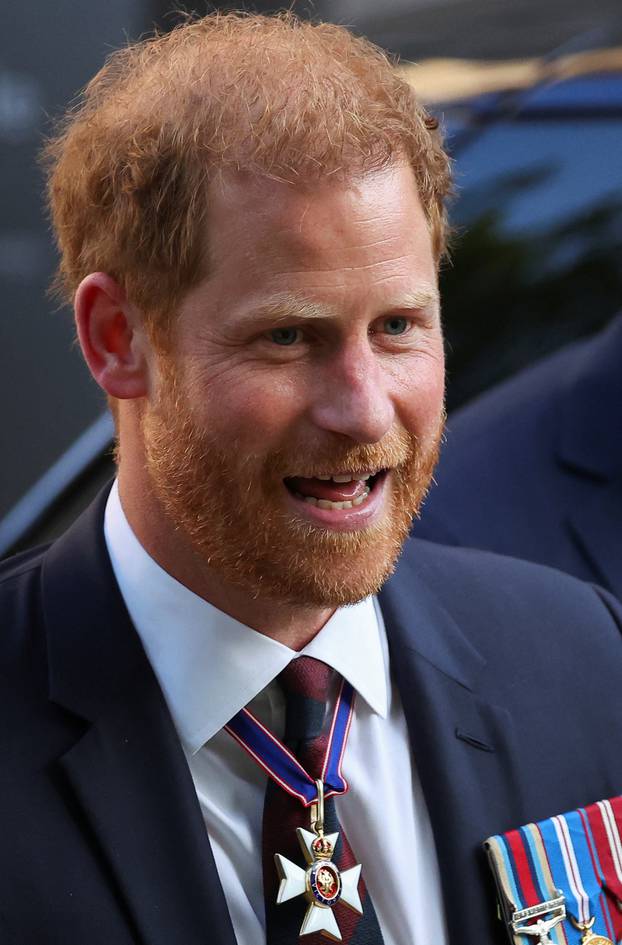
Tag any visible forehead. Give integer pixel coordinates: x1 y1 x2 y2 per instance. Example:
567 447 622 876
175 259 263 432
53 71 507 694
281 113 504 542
198 163 436 316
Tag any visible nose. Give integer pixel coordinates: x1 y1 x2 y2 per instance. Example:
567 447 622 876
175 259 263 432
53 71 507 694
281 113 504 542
309 340 395 444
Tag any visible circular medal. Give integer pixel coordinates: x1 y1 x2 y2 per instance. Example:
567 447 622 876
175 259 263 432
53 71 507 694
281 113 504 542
570 916 615 945
308 860 342 906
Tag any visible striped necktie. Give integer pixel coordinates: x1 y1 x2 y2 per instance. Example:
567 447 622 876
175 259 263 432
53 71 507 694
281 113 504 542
262 656 385 944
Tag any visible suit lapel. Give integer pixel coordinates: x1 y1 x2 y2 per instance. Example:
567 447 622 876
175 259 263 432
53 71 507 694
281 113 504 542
42 489 236 945
379 557 523 945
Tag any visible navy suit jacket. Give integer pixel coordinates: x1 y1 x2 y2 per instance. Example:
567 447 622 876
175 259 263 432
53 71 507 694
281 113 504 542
416 314 622 599
3 486 622 945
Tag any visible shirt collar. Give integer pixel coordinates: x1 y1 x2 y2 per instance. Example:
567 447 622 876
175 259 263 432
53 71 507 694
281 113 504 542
104 480 388 754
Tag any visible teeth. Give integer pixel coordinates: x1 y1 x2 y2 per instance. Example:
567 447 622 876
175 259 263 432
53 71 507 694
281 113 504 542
297 473 375 482
296 485 371 511
329 473 373 483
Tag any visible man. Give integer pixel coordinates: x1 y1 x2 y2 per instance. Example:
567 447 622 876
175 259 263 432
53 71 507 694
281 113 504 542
416 314 622 599
2 14 622 945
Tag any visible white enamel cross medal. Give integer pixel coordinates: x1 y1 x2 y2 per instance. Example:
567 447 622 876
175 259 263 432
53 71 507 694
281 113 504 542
274 780 363 941
224 680 361 939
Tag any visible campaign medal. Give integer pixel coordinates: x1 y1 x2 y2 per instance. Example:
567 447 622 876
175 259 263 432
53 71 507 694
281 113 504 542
225 677 364 940
570 916 614 945
510 898 567 945
512 916 564 944
537 813 616 945
486 803 622 945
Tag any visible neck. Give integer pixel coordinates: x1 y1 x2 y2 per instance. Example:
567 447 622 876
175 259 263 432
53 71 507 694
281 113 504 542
117 466 334 650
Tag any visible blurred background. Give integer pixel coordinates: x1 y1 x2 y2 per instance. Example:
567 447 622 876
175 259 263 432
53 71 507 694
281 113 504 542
1 0 621 556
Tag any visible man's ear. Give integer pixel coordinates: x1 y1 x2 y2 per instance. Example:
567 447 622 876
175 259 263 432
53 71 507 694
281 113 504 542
74 273 150 400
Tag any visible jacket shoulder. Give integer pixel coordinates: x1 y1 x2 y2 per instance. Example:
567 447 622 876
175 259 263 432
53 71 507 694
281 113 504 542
383 540 622 723
397 537 622 653
0 544 50 675
0 543 49 584
404 535 602 600
0 543 49 624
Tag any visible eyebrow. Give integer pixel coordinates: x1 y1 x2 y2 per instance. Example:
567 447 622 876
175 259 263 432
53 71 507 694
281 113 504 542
390 287 440 311
245 295 335 324
233 286 440 327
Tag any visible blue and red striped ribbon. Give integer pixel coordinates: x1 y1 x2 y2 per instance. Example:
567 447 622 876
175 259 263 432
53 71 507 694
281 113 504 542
486 796 622 944
225 677 355 807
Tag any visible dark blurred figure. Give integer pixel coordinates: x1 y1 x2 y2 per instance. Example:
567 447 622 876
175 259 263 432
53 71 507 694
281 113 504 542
416 313 622 598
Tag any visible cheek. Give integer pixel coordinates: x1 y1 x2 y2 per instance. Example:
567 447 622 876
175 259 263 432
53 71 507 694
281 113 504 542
198 370 308 443
391 349 445 434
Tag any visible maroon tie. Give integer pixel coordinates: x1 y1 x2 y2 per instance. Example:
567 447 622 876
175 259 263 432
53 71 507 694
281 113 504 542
262 656 385 944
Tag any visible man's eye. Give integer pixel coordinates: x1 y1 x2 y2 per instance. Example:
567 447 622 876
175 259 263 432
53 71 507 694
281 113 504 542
383 317 410 336
268 327 302 346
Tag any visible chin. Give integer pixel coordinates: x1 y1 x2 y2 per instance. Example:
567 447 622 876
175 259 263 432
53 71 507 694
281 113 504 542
248 525 409 608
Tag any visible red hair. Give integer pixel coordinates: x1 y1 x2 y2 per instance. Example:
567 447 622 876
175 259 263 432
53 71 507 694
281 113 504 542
44 12 451 342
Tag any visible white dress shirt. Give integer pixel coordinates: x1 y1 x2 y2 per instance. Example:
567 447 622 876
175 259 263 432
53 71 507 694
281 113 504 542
104 481 448 945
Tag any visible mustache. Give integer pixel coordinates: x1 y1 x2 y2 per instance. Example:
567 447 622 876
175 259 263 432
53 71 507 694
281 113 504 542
264 427 416 479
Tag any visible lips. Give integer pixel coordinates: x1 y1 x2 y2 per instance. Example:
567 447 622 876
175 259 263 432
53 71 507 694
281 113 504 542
283 471 384 510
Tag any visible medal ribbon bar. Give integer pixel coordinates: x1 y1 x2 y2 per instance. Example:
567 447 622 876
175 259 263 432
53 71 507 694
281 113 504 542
485 795 622 945
485 828 566 944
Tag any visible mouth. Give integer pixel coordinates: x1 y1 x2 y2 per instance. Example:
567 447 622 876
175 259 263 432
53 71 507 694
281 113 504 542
284 469 387 509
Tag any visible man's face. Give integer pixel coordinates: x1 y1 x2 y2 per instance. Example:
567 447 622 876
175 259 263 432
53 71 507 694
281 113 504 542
142 163 445 606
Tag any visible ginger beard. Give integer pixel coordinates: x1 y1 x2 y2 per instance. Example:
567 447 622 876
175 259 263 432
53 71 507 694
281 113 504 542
141 367 443 607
